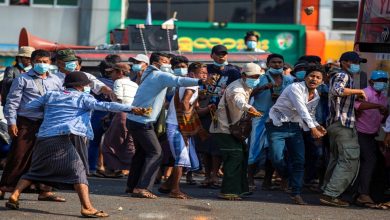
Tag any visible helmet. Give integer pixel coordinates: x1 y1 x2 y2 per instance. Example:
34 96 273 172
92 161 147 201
370 70 388 80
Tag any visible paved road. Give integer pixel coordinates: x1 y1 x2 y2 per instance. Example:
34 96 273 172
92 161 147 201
0 173 389 220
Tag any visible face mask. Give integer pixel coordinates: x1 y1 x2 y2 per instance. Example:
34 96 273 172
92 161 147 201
132 64 142 72
295 70 306 80
33 63 50 75
246 41 257 50
173 68 188 76
245 78 260 88
20 63 32 72
83 86 91 94
160 64 172 73
373 82 387 92
65 61 77 72
268 67 284 75
213 61 228 67
348 64 360 74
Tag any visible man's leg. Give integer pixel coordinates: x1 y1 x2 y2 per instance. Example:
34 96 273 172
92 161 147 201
74 183 108 217
8 179 32 202
322 123 339 190
357 133 377 203
266 123 288 179
286 124 305 196
322 123 359 204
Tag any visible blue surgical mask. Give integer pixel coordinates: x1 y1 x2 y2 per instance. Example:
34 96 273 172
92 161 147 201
268 67 284 75
33 63 50 75
373 82 387 92
173 68 188 76
83 86 91 94
348 64 360 74
132 64 142 72
160 64 172 73
65 61 77 72
213 61 228 67
246 41 257 50
295 70 306 80
245 78 260 88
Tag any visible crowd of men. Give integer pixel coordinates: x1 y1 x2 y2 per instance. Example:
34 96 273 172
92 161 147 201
0 31 390 217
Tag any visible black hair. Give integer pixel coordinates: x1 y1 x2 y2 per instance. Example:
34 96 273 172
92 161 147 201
98 60 114 77
149 52 170 64
76 56 82 66
298 55 321 64
266 53 284 64
189 62 207 73
283 63 292 70
171 55 189 67
105 54 121 64
304 64 325 78
31 49 50 61
244 31 259 42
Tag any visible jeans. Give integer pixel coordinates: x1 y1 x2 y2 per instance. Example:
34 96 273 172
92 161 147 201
88 110 108 172
266 122 305 195
126 120 163 191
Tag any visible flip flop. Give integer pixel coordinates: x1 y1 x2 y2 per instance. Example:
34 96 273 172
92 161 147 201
218 194 242 201
355 200 385 209
132 190 158 199
38 194 66 202
5 198 19 210
81 210 109 218
169 192 192 199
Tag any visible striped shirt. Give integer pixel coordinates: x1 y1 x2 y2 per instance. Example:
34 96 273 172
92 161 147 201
327 70 356 128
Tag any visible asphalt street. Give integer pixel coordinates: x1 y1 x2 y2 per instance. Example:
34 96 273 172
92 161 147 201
0 173 389 220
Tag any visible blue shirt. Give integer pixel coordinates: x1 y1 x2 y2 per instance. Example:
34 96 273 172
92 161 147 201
206 64 241 105
127 65 200 124
24 89 133 140
4 69 63 125
252 72 294 116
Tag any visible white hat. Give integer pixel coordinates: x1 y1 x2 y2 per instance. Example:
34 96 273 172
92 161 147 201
129 54 149 65
242 63 261 76
17 46 35 58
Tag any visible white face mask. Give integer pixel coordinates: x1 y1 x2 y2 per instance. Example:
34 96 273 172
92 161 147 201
160 64 172 73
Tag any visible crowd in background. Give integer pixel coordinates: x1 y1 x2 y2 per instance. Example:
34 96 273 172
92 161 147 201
0 31 390 217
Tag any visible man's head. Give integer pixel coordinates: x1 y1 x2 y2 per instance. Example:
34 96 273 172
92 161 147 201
188 62 208 80
63 71 92 92
76 56 82 71
171 55 189 76
266 53 284 74
31 49 51 75
242 63 261 88
291 60 309 81
304 65 324 90
298 55 321 65
129 54 149 73
150 52 171 72
369 70 388 92
339 51 367 74
211 45 228 66
56 49 78 74
106 63 131 81
245 31 259 50
16 46 35 68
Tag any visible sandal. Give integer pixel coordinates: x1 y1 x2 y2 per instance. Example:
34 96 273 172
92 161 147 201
5 198 19 210
38 194 66 202
355 199 384 209
169 192 192 199
81 210 109 218
131 190 158 199
218 194 242 201
249 184 257 192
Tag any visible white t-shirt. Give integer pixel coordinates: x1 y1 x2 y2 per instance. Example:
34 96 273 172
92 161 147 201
166 86 199 125
113 77 139 105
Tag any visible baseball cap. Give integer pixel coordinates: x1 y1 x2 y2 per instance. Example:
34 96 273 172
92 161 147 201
56 49 78 62
105 63 130 72
339 51 367 63
370 70 388 80
129 54 149 65
242 63 261 76
211 45 228 55
16 46 35 58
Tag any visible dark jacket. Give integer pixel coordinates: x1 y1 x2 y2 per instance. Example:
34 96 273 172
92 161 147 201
1 64 24 106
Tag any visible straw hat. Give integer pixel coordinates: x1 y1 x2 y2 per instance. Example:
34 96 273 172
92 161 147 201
16 46 35 58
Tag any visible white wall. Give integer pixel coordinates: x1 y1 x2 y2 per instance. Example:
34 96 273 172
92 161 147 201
0 6 79 45
88 0 110 46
